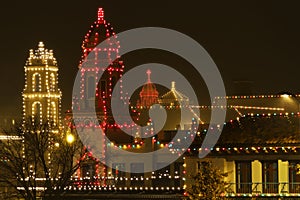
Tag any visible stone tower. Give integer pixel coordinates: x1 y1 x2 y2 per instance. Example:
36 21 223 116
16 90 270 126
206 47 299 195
77 7 124 127
22 42 62 126
68 7 125 183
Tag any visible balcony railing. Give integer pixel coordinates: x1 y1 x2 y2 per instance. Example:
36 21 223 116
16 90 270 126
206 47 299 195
228 182 300 195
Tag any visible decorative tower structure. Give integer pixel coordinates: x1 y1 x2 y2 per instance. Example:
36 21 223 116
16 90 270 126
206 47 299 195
75 7 124 128
159 81 195 130
137 70 159 108
70 8 125 183
22 42 62 126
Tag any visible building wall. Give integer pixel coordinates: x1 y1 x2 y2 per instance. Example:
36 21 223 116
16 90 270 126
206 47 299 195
184 156 300 195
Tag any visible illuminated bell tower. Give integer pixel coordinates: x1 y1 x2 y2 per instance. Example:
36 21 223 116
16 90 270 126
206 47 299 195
70 7 125 183
22 42 62 126
77 7 124 127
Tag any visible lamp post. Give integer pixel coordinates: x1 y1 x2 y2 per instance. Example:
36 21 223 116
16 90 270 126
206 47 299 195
66 127 75 144
280 93 300 133
66 133 75 144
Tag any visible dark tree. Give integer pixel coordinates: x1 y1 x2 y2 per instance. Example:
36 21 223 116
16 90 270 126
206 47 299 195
0 118 83 200
185 161 229 200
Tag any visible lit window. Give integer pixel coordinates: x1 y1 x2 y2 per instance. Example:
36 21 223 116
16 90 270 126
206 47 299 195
32 73 41 92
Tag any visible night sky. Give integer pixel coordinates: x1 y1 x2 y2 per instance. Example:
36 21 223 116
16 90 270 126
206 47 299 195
0 1 300 119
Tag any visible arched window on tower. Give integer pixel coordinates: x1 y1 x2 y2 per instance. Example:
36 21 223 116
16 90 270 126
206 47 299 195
51 102 57 125
32 73 41 92
87 76 96 99
86 51 96 64
97 50 107 62
50 73 56 92
111 76 118 98
100 80 106 98
32 102 42 122
109 51 117 62
111 76 116 89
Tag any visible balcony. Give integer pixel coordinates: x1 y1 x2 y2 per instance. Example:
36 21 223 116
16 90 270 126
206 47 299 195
227 182 300 197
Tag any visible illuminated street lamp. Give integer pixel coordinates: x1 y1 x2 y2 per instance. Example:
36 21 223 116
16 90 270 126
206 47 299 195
66 133 75 144
281 94 290 99
280 92 300 133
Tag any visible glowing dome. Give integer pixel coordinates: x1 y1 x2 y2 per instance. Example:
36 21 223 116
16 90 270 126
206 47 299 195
138 70 159 107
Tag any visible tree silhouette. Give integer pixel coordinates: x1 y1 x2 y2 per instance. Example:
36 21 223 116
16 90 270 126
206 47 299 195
0 118 83 200
185 161 229 200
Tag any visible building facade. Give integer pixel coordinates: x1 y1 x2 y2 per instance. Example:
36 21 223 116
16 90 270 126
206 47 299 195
64 7 300 199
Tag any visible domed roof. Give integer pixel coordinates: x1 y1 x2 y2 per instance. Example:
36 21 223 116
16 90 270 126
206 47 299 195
139 70 159 97
80 8 120 65
140 83 159 97
137 70 159 108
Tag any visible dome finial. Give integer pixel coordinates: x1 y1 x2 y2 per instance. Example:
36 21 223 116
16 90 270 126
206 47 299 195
146 69 152 83
38 41 44 50
171 81 176 91
98 8 104 22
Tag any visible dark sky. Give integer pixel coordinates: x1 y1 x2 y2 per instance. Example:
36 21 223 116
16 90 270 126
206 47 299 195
0 0 300 118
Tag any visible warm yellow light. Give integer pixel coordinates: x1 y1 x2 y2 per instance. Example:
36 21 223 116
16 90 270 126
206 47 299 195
281 94 290 98
66 134 75 144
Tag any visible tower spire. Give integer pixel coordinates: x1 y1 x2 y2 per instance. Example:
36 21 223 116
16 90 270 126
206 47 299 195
38 41 44 51
147 69 152 83
171 81 176 91
98 8 104 23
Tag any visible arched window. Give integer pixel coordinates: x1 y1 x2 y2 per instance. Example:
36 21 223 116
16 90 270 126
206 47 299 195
32 102 42 122
32 73 41 92
109 51 117 62
50 73 55 92
111 76 116 89
100 80 106 98
111 76 118 97
87 76 96 98
51 102 57 124
98 51 107 61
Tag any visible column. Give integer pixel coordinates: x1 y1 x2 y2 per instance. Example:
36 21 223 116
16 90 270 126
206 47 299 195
278 160 289 193
226 161 236 193
252 160 262 193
